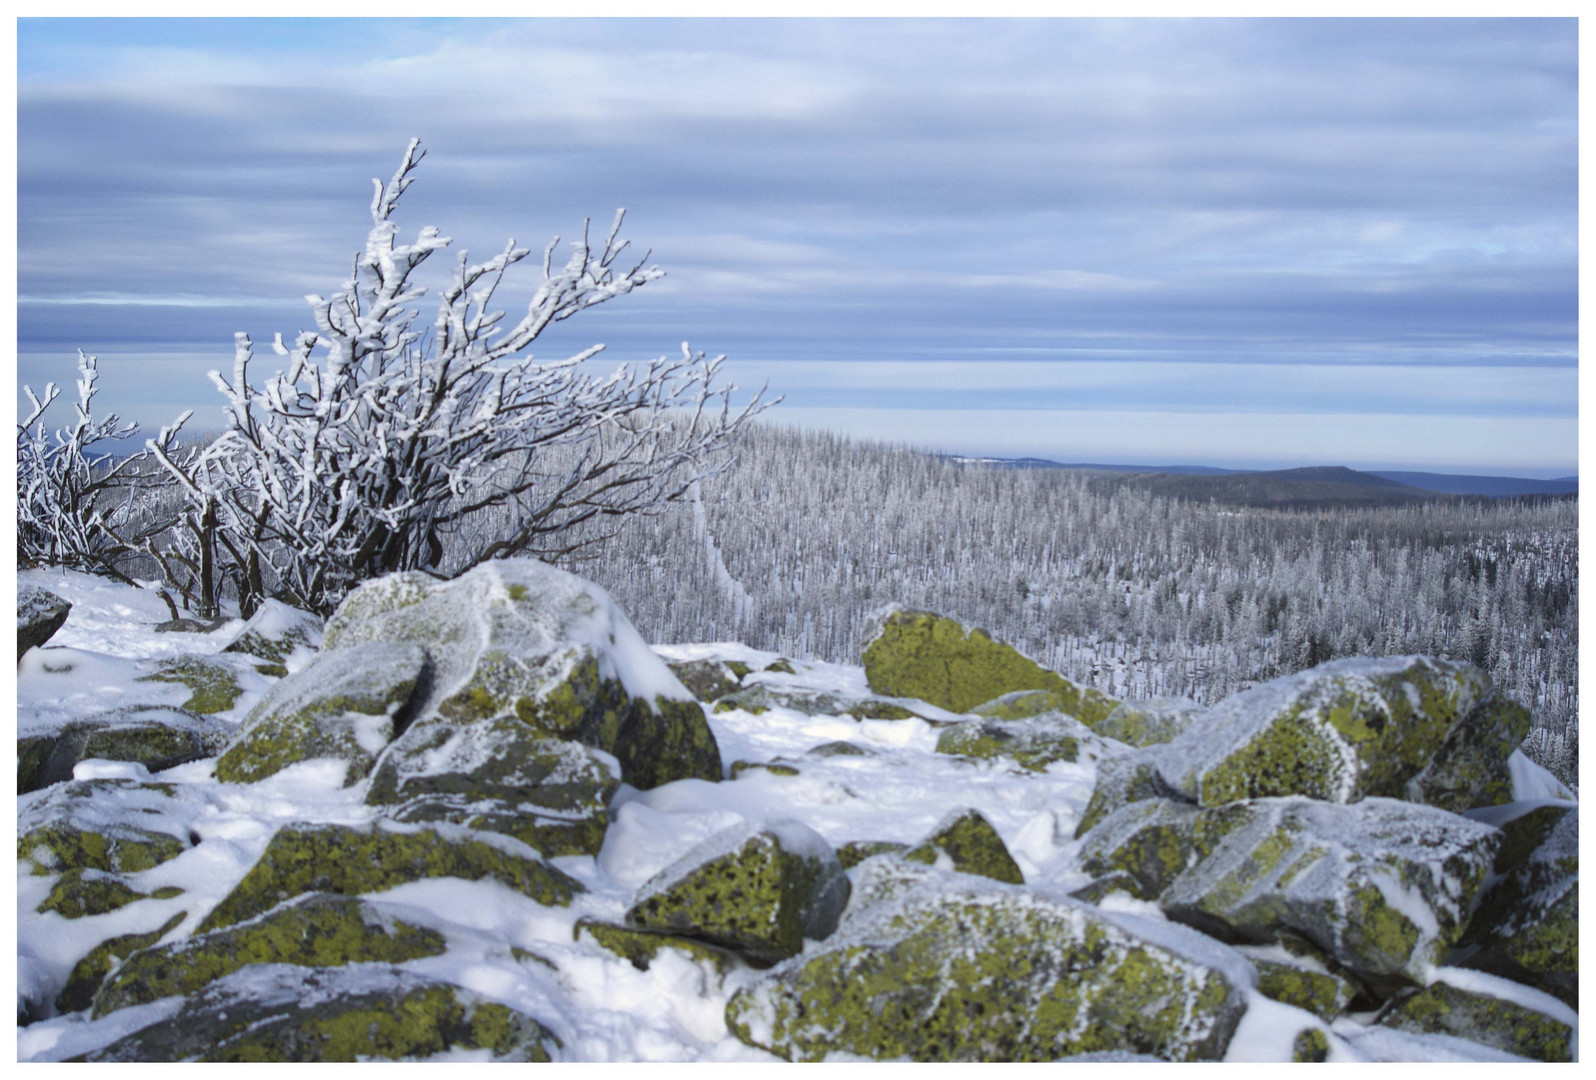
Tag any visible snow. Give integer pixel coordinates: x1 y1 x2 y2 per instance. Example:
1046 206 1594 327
12 570 1578 1063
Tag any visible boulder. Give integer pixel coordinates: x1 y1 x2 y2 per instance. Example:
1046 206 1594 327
861 607 1117 722
625 819 850 966
323 560 720 790
19 586 71 660
1077 797 1208 901
1454 803 1577 1008
903 808 1024 885
1238 944 1360 1021
197 822 582 933
712 683 927 721
54 912 187 1016
836 840 909 870
214 643 429 786
1153 656 1528 813
574 918 740 976
1094 697 1203 747
36 868 182 920
93 893 446 1018
725 859 1249 1062
666 659 742 702
1075 754 1189 838
936 713 1121 773
19 779 189 876
1376 974 1573 1062
137 656 246 714
1158 797 1500 993
81 964 560 1062
19 706 227 793
220 599 323 676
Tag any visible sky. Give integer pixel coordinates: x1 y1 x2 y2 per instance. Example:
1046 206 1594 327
14 17 1579 476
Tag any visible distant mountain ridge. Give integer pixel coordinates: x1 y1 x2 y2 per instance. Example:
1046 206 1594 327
944 455 1576 499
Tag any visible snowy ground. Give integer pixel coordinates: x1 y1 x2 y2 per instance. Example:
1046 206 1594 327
14 568 1577 1062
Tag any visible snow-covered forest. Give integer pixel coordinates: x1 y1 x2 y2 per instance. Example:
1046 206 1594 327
554 423 1577 784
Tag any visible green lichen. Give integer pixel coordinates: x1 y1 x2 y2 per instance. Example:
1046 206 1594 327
391 795 610 859
729 760 801 779
80 723 204 770
138 656 244 715
1078 801 1203 901
36 869 147 919
94 893 446 1018
724 661 753 680
904 809 1024 885
505 584 529 601
1253 960 1355 1022
19 823 185 877
197 823 582 933
861 609 1118 722
1380 980 1572 1062
1198 720 1344 806
836 840 909 870
764 659 796 675
936 718 1083 773
846 701 924 721
54 912 186 1016
576 917 740 975
972 689 1068 720
1290 1028 1330 1062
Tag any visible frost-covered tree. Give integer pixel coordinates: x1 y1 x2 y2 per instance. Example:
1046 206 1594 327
152 139 768 615
18 350 180 585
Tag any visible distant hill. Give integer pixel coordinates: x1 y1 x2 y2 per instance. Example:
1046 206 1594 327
1369 472 1579 497
1095 466 1439 510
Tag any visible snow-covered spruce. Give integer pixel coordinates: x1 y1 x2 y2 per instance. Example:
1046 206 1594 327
15 568 1578 1061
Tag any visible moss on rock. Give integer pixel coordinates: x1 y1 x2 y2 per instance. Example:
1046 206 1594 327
83 965 559 1062
197 822 582 933
54 912 186 1016
725 863 1247 1062
138 656 244 715
94 893 446 1017
575 917 741 975
626 821 850 966
836 840 909 870
1378 979 1572 1062
936 713 1117 774
1291 1028 1331 1062
36 868 149 919
1095 698 1203 747
19 821 186 877
215 642 428 786
904 808 1024 885
861 608 1118 723
1077 799 1206 901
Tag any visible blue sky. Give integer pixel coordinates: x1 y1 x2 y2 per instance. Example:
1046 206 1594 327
16 17 1578 475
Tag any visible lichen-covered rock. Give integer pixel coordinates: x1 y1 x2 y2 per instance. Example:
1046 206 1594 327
1095 697 1203 747
19 586 71 660
18 778 188 876
903 808 1024 885
322 560 720 789
54 912 187 1016
21 706 226 793
625 819 850 966
666 659 742 702
970 688 1070 720
137 655 245 714
1455 804 1577 1008
1075 753 1189 838
1377 976 1573 1062
1077 798 1208 900
861 607 1118 722
837 840 909 870
216 643 429 786
806 740 878 759
712 683 923 721
1291 1028 1331 1062
725 860 1249 1062
1240 946 1360 1021
575 917 741 975
728 759 801 779
94 893 446 1017
221 599 324 676
1159 797 1500 992
390 793 611 859
36 868 179 919
197 822 582 933
936 713 1121 773
1152 656 1528 812
82 964 560 1062
19 816 186 877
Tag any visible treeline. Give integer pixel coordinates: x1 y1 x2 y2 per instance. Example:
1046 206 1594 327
557 423 1577 784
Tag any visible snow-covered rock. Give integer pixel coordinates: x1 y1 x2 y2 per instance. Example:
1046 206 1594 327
1375 970 1574 1062
902 807 1025 885
1094 696 1204 747
18 585 71 660
20 705 228 794
219 599 323 676
936 711 1123 772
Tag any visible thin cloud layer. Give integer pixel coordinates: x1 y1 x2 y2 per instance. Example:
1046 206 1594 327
16 17 1577 474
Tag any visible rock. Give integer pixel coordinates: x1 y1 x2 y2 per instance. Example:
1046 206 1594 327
19 791 188 877
903 808 1024 885
19 706 226 793
936 713 1121 773
574 918 740 975
35 868 180 919
763 658 796 675
1094 697 1203 747
970 688 1071 720
625 819 850 966
18 586 71 660
1075 753 1189 838
1377 975 1573 1062
390 793 611 860
1159 797 1500 993
666 659 742 702
215 643 429 786
836 840 909 870
55 912 187 1016
1239 945 1360 1021
712 683 923 721
154 616 231 634
861 606 1117 722
137 656 245 714
1077 798 1207 900
323 560 720 790
81 964 560 1062
806 740 878 759
1455 804 1577 1008
728 759 801 779
220 599 324 676
93 893 446 1018
196 822 582 933
1291 1028 1331 1062
725 860 1249 1062
1153 656 1528 813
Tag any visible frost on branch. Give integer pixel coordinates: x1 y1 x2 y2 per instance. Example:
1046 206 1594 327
153 139 771 615
18 351 180 585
